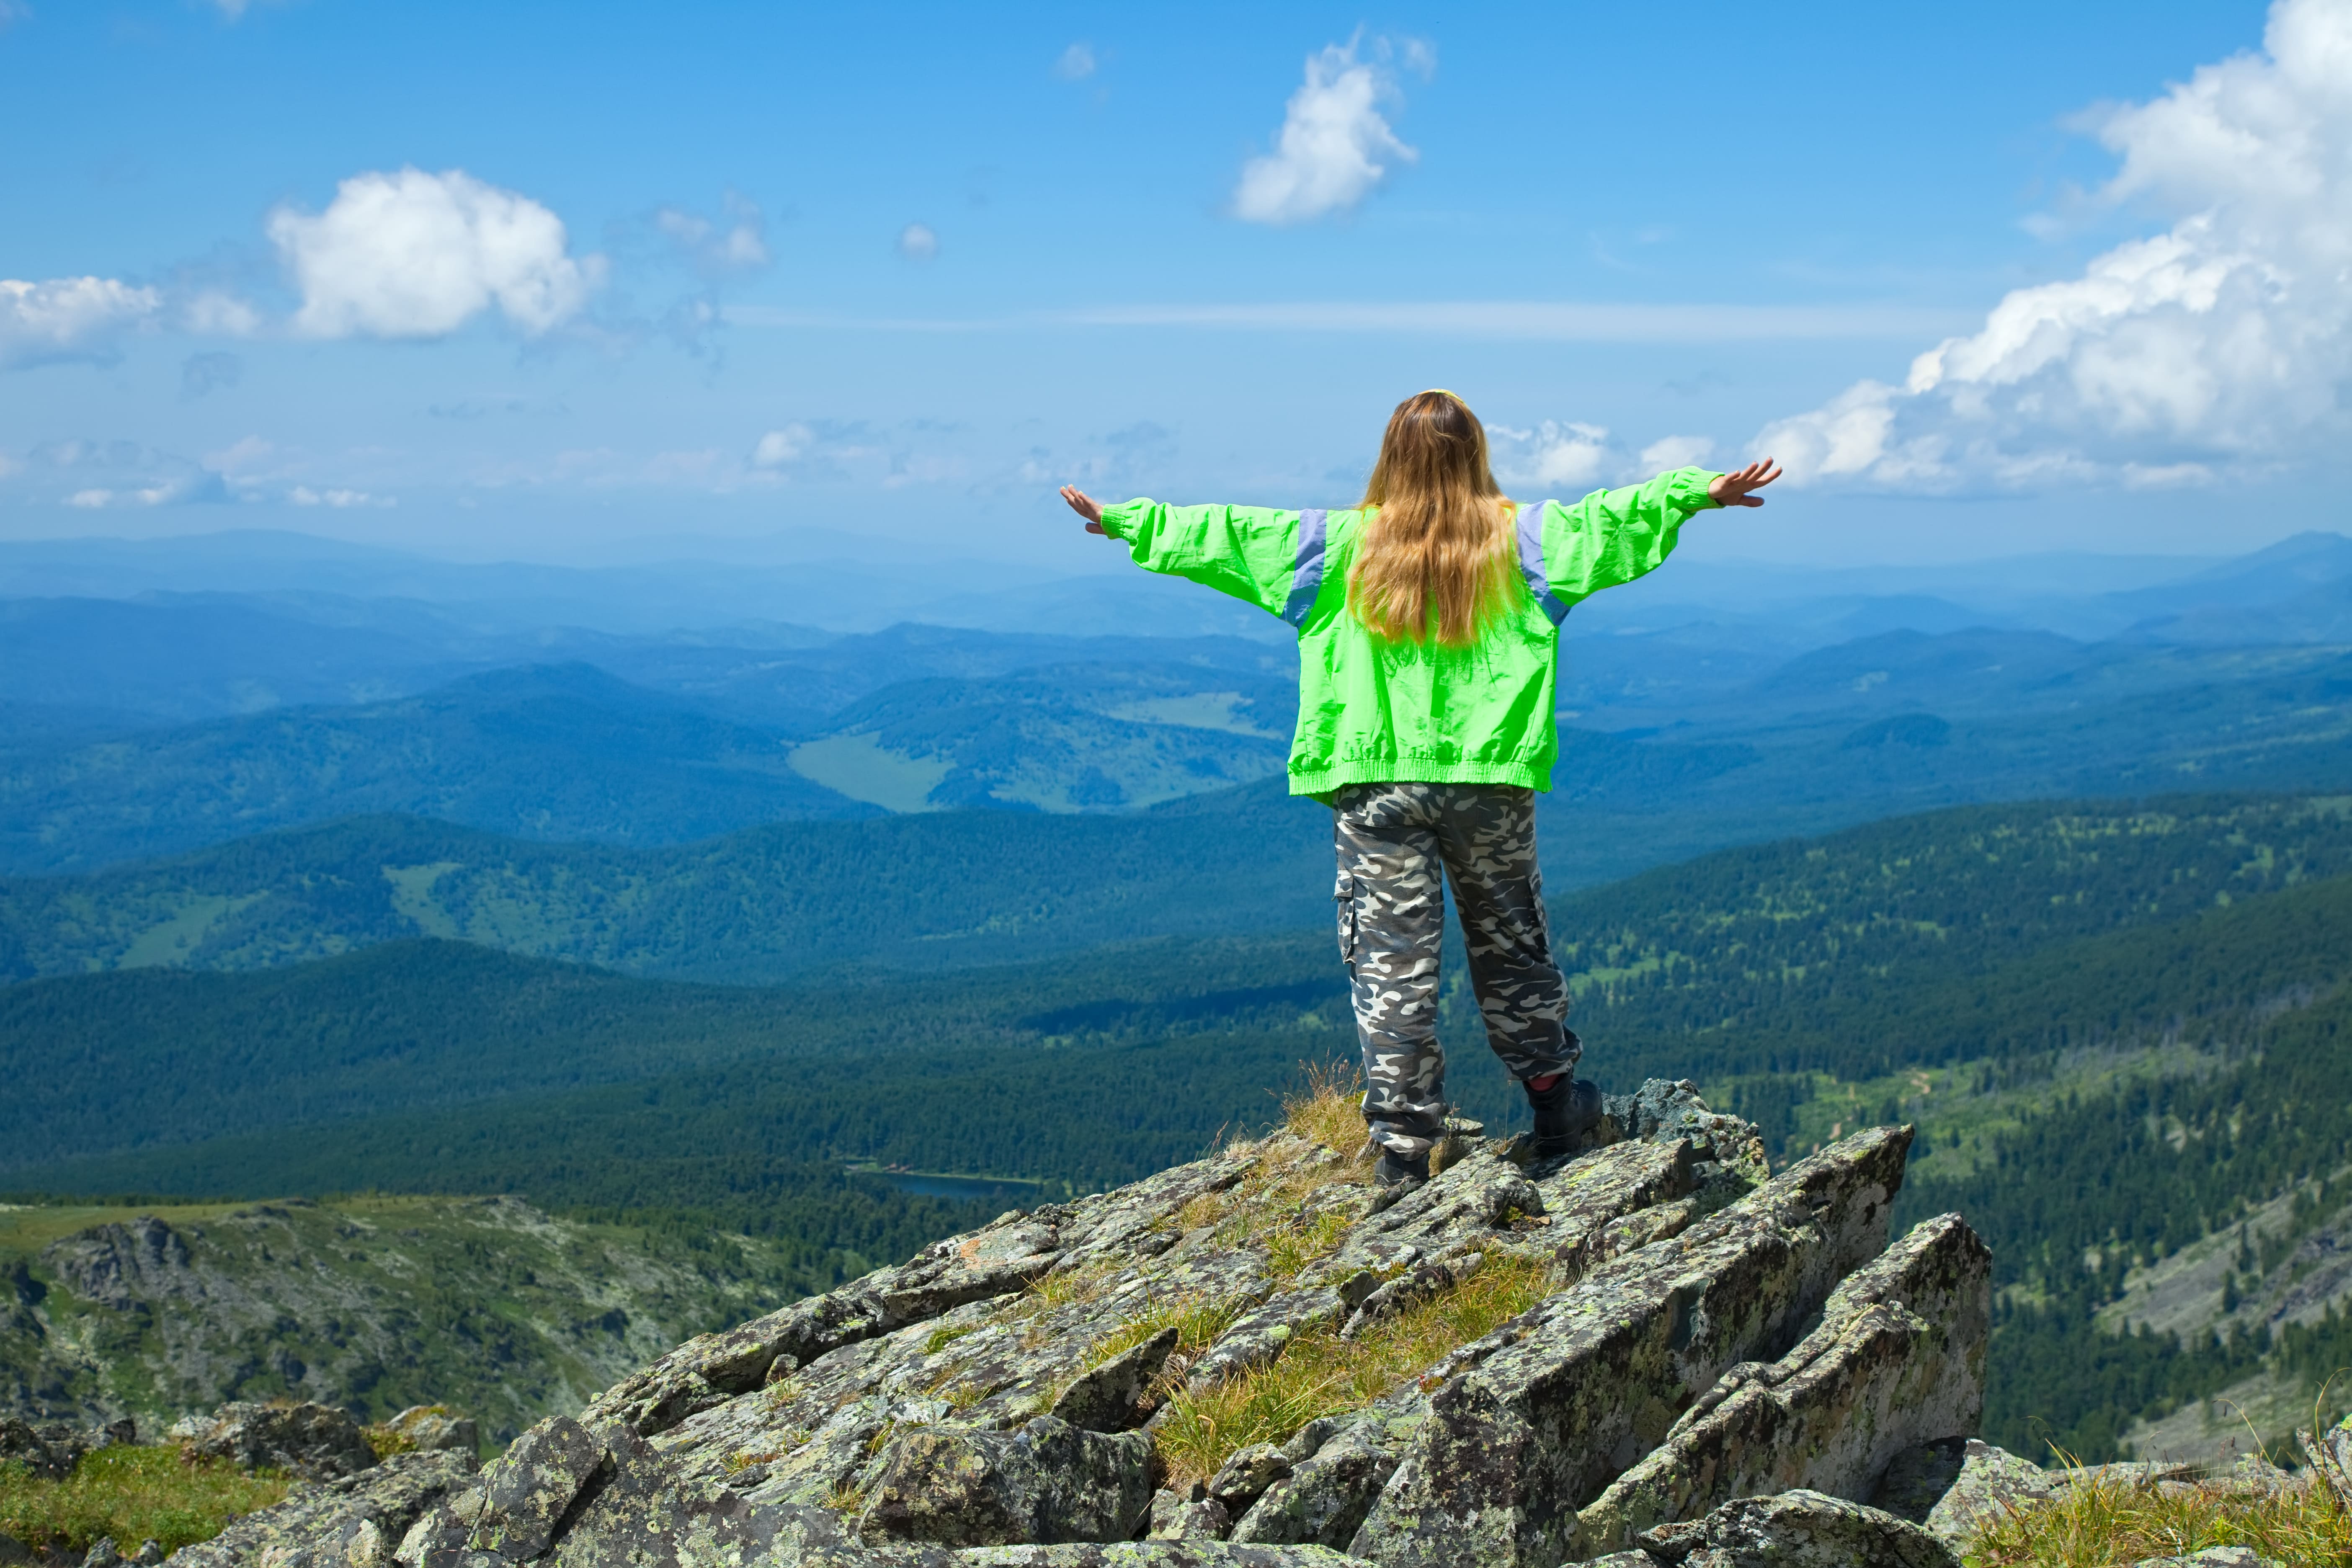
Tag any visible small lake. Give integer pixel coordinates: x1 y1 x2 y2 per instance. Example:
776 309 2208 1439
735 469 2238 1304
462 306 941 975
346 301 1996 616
850 1168 1050 1203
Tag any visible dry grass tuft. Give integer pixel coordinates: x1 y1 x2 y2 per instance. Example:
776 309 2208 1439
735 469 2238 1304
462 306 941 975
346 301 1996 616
1153 1251 1553 1487
0 1447 291 1557
1284 1060 1370 1160
1970 1457 2352 1567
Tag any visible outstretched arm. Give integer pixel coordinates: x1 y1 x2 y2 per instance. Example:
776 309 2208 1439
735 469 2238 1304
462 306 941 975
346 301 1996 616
1055 483 1308 619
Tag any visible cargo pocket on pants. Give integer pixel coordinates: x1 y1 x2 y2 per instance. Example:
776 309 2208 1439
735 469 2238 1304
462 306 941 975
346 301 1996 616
1334 869 1358 969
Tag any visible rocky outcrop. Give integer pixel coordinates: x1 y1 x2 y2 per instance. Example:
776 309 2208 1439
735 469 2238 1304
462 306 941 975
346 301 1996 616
172 1449 479 1568
181 1083 1994 1567
168 1400 379 1479
0 1416 134 1481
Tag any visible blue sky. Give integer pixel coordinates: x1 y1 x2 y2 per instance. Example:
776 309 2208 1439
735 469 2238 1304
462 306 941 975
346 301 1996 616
4 0 2343 571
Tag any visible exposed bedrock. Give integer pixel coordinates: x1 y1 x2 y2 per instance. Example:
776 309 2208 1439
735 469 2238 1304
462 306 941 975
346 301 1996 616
182 1081 1990 1568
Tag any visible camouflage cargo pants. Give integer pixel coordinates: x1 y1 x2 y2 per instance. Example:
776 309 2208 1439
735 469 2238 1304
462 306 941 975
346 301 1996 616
1333 781 1578 1157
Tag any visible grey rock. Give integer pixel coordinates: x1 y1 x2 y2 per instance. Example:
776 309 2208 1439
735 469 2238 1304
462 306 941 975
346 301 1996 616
1228 1428 1398 1550
1922 1440 2054 1547
1348 1128 1914 1568
2127 1551 2270 1568
0 1536 32 1568
382 1407 480 1457
172 1449 478 1568
168 1402 378 1480
1638 1488 1960 1568
1146 1493 1232 1541
81 1542 123 1568
856 1417 1154 1547
462 1413 607 1561
536 1424 858 1568
1585 1556 1666 1568
1206 1446 1291 1513
135 1083 1991 1568
1577 1211 1989 1553
1051 1328 1178 1433
0 1418 91 1482
131 1545 164 1568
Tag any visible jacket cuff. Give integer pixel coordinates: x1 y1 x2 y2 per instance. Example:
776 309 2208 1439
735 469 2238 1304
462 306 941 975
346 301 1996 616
1681 469 1725 512
1096 501 1142 542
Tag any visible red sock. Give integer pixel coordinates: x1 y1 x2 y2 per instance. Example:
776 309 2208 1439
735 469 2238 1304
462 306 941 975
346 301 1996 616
1527 1073 1563 1093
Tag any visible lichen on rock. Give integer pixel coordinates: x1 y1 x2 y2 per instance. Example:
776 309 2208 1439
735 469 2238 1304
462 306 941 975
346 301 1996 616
183 1081 1995 1568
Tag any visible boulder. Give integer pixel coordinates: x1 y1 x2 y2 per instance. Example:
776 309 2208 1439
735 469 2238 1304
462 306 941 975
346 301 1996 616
1921 1439 2054 1545
1637 1488 1961 1568
855 1416 1154 1547
382 1407 481 1457
1347 1128 1914 1568
2125 1551 2271 1568
0 1418 89 1482
169 1401 379 1480
1575 1211 1990 1552
170 1448 477 1568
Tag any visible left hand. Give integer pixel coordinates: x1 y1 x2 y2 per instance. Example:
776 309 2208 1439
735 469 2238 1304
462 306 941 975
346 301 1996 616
1708 459 1783 508
1060 485 1107 534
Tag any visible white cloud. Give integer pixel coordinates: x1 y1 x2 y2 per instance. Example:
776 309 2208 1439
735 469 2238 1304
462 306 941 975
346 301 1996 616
67 489 110 508
752 425 813 467
1491 421 1612 490
1760 0 2352 491
289 485 394 508
179 291 260 336
1053 42 1096 80
0 276 161 368
268 167 603 339
1233 39 1417 225
897 223 940 261
1638 434 1717 472
655 195 770 276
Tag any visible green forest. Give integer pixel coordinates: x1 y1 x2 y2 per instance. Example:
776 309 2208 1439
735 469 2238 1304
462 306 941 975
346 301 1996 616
10 791 2352 1460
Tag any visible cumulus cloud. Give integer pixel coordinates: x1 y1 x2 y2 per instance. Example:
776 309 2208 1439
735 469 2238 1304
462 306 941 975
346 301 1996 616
0 276 161 368
1053 42 1096 80
268 167 603 339
1638 434 1717 472
751 424 813 468
897 223 940 261
1487 423 1725 492
1233 38 1418 225
1760 0 2352 491
1491 421 1613 490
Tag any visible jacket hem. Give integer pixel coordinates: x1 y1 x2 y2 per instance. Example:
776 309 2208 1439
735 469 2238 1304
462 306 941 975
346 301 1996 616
1289 761 1553 795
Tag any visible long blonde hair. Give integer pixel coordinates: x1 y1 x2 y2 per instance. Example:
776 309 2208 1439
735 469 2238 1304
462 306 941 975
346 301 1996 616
1346 390 1519 647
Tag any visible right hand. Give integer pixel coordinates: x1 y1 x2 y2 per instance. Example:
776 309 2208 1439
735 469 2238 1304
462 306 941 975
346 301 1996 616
1060 485 1107 534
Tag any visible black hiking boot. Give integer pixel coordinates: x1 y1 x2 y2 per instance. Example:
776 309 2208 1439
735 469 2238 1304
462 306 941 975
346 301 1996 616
1527 1074 1603 1158
1374 1147 1430 1188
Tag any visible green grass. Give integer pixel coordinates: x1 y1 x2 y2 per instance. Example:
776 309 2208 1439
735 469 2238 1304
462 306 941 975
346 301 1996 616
0 1448 290 1557
1150 1252 1555 1486
1968 1462 2352 1566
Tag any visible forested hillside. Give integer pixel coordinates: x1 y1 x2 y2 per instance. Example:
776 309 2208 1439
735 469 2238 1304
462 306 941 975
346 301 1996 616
12 793 2352 1458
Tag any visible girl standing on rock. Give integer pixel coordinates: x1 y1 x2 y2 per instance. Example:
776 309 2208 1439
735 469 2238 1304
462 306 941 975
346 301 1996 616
1059 390 1779 1185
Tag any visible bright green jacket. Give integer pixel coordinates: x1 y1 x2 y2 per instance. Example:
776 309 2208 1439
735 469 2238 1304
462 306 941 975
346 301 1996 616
1099 468 1722 796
